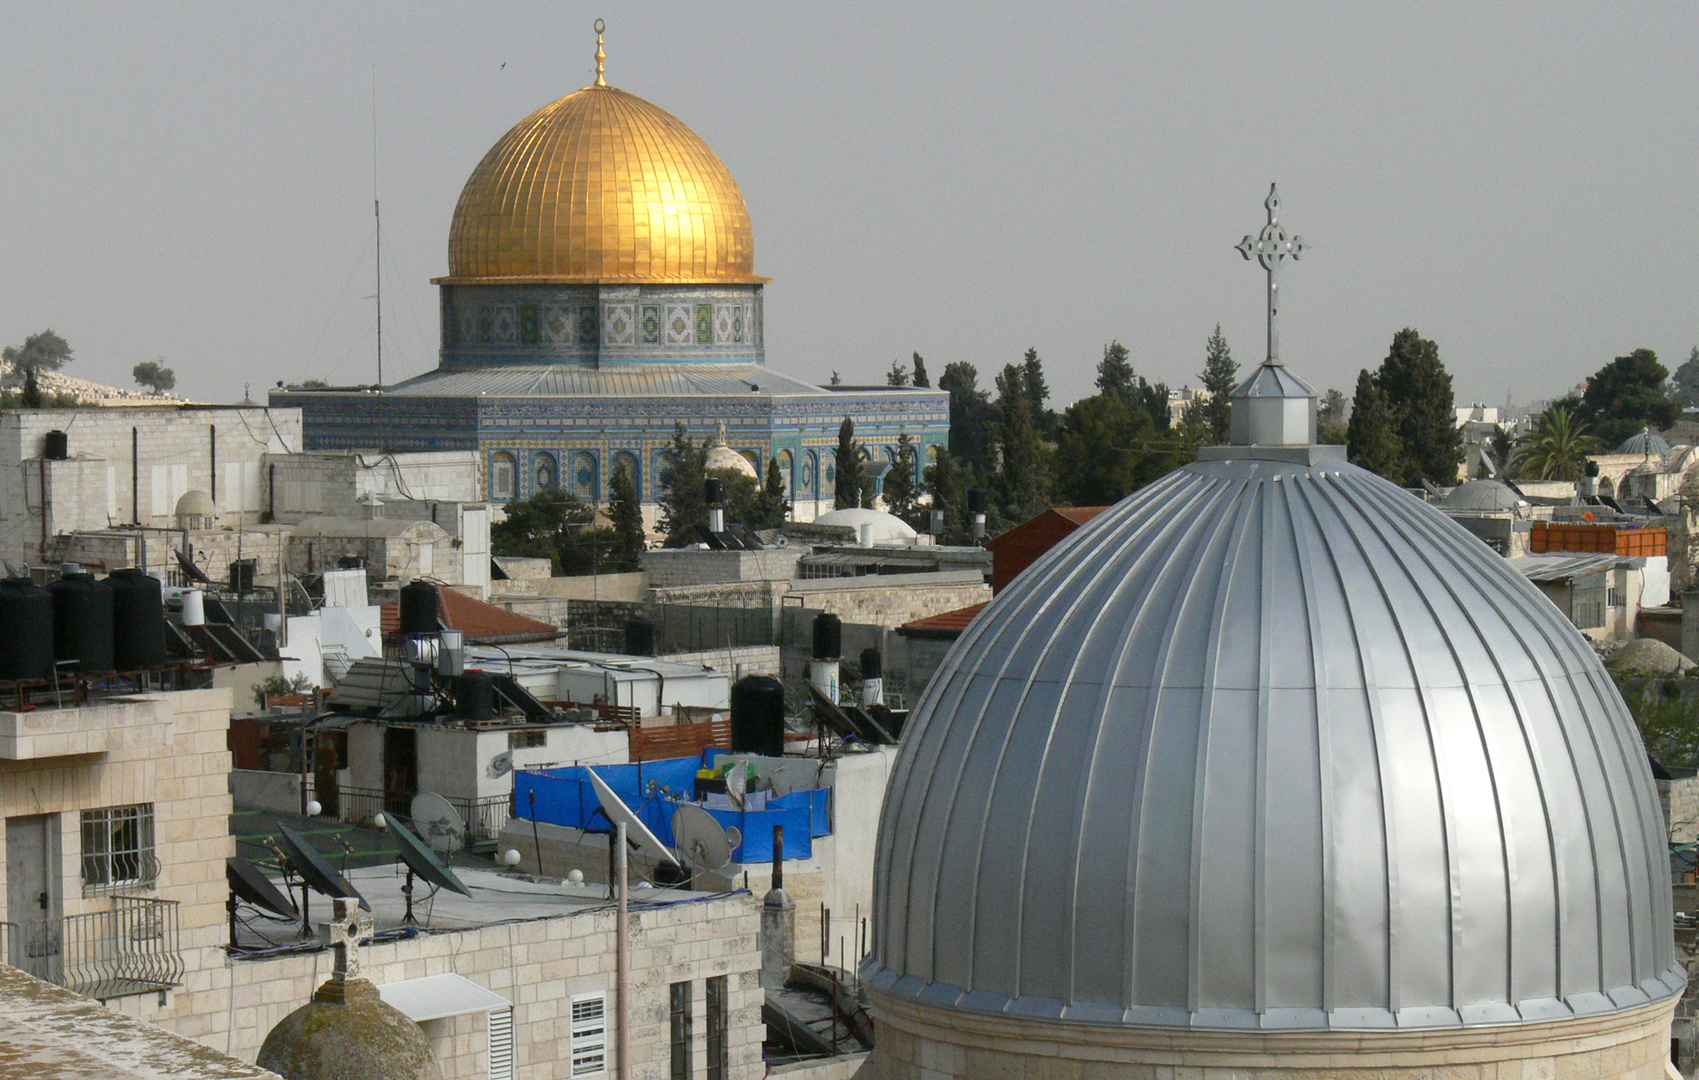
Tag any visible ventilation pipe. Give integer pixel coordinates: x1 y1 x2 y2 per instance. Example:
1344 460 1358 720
760 824 794 990
706 477 725 534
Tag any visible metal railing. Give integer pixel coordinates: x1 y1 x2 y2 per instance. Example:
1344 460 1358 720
337 787 510 851
0 896 183 1001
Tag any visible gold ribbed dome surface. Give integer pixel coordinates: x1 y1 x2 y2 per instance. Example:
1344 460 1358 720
443 84 762 284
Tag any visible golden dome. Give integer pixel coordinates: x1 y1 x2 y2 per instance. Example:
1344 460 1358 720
442 82 764 285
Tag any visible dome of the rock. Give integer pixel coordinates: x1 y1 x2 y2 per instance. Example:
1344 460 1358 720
442 83 760 285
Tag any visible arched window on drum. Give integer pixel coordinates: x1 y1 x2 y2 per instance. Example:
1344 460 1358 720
611 450 641 501
533 451 558 494
801 450 818 496
490 451 518 501
779 449 795 499
570 451 599 503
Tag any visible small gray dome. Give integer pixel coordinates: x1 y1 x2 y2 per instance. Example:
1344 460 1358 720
1616 431 1670 456
174 489 217 518
870 453 1680 1031
1439 478 1522 511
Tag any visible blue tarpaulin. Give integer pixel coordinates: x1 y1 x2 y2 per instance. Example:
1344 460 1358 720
514 755 830 863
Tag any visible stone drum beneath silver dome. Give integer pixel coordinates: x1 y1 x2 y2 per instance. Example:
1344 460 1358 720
865 354 1682 1079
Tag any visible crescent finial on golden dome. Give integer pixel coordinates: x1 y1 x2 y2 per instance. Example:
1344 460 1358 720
593 19 606 87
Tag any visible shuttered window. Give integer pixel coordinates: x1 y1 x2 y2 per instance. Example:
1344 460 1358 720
488 1007 513 1080
670 980 693 1079
705 975 728 1080
570 991 607 1077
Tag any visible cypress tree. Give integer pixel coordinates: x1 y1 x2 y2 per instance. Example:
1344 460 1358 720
657 422 709 545
607 460 646 571
995 363 1051 521
911 352 930 388
834 417 865 509
1375 328 1462 486
1199 324 1237 445
1347 368 1402 479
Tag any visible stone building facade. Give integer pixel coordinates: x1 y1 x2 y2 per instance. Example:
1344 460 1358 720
0 405 302 567
0 687 767 1078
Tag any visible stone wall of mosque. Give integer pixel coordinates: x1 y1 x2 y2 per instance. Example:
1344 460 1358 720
0 406 302 567
870 992 1677 1080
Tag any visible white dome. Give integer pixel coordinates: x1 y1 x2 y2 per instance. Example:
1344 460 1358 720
174 490 217 518
704 444 758 479
870 450 1679 1031
813 507 917 544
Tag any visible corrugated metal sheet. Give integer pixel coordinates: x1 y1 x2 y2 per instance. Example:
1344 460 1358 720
1510 553 1624 582
870 453 1681 1031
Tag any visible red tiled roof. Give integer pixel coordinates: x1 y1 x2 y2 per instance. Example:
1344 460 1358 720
381 584 560 643
898 602 987 637
1054 505 1110 525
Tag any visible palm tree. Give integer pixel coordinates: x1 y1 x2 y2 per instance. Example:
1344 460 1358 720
1510 403 1598 481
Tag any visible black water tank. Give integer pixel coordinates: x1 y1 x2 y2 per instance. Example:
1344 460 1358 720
623 617 655 657
860 647 881 679
731 675 786 757
966 487 989 514
705 477 724 504
811 612 841 660
455 672 494 722
228 559 256 594
0 578 54 681
398 580 438 635
109 569 166 670
43 430 68 461
51 572 114 673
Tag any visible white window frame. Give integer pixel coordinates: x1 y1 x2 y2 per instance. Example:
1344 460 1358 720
80 804 157 895
570 990 608 1077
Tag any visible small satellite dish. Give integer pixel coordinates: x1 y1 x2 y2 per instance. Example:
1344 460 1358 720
588 768 680 869
410 792 466 854
725 765 746 810
487 750 514 779
671 803 741 874
227 856 298 919
276 824 369 911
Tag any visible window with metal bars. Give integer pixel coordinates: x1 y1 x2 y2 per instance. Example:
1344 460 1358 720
570 991 607 1077
705 975 728 1080
670 980 693 1080
80 804 156 894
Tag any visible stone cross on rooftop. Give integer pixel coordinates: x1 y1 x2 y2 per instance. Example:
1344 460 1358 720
1236 183 1306 367
318 897 373 982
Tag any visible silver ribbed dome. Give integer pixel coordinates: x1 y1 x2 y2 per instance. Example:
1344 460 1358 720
869 452 1680 1031
1617 430 1671 457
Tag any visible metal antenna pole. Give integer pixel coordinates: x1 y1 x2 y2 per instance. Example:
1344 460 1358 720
1235 183 1305 366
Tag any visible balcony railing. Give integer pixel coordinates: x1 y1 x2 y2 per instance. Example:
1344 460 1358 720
0 896 183 1001
337 787 511 852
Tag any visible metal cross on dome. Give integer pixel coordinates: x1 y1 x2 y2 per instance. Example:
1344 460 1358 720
319 897 374 982
1236 184 1306 366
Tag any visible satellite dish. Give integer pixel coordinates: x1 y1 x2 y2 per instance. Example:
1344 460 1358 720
671 803 741 874
588 768 680 869
725 765 746 810
383 813 473 924
226 856 298 919
410 792 466 854
276 824 369 911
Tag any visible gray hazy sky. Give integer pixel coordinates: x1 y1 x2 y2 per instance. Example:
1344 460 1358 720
2 2 1695 412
